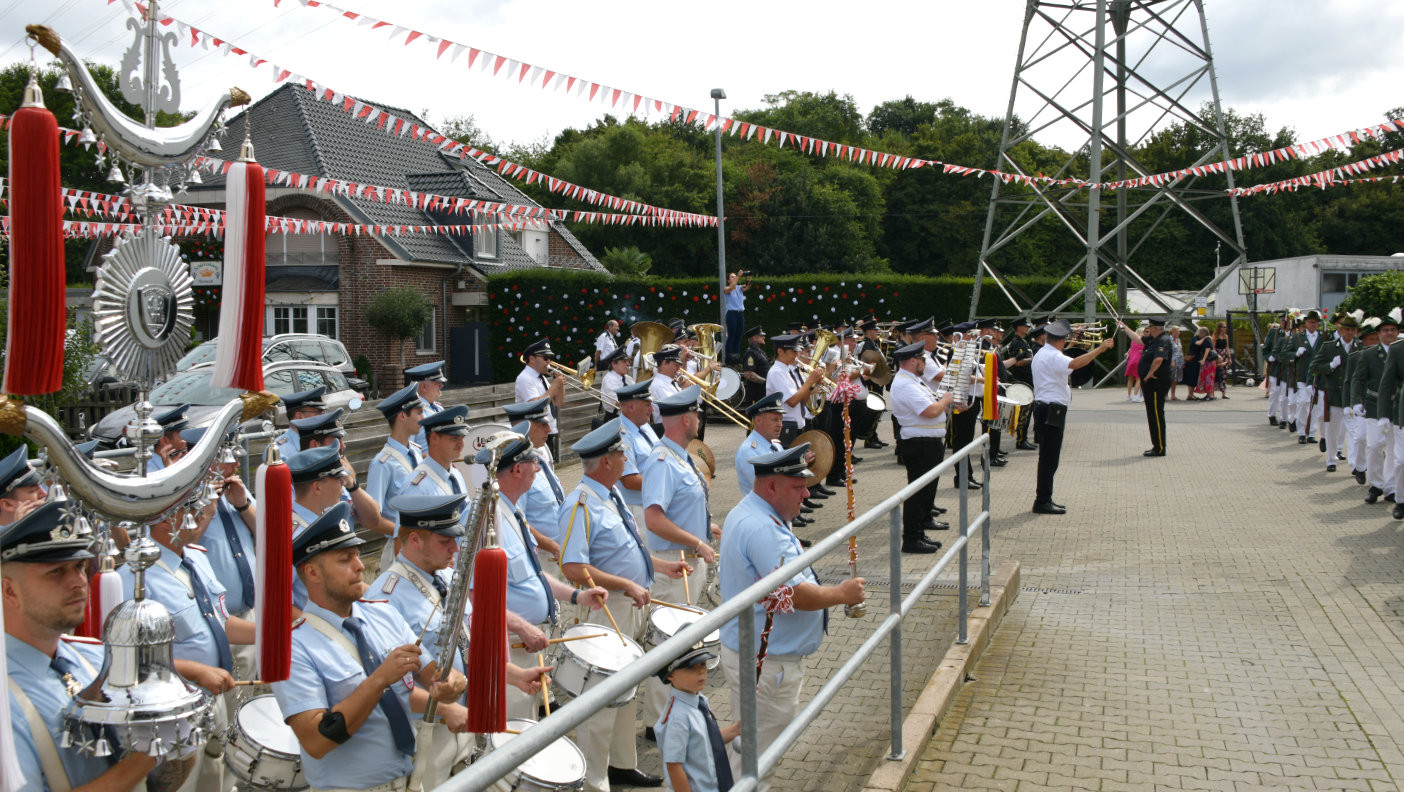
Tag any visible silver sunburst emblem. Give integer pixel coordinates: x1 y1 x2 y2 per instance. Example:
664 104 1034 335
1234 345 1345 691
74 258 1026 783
91 228 195 388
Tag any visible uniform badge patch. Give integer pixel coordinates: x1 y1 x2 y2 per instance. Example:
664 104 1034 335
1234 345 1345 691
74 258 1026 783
382 574 399 594
411 471 427 485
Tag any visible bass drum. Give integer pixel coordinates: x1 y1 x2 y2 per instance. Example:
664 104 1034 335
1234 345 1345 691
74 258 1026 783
713 368 742 405
461 423 512 490
849 392 885 440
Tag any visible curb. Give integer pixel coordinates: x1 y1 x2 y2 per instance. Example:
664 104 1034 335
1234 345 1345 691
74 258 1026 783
860 559 1021 792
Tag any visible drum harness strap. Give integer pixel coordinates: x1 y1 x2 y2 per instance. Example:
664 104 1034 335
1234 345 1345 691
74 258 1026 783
7 649 99 792
387 561 468 668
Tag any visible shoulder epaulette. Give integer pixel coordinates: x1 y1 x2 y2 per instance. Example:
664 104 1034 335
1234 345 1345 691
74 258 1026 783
186 544 207 553
377 452 390 464
381 574 399 594
577 490 589 506
411 471 427 485
661 696 675 724
358 598 389 604
749 440 758 449
291 616 307 630
656 448 668 461
61 635 102 645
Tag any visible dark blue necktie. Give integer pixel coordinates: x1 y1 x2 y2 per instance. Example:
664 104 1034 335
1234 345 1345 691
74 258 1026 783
681 447 714 533
180 555 233 672
342 616 416 756
514 510 558 624
540 459 565 502
609 486 654 587
217 498 256 612
699 696 734 792
449 469 461 495
431 573 449 600
408 446 420 470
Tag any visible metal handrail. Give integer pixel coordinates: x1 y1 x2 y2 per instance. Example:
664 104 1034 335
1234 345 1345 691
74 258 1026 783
434 433 994 792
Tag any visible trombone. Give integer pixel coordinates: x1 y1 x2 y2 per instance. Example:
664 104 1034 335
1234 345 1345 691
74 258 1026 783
518 355 606 400
633 320 751 429
672 368 752 429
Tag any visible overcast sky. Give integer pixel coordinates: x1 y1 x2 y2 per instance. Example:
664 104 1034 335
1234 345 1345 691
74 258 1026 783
5 0 1402 169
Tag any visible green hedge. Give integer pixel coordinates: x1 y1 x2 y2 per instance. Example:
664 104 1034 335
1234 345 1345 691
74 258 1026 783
484 271 1079 381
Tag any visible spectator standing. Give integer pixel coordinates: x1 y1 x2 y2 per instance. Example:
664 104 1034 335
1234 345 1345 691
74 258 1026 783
723 270 751 363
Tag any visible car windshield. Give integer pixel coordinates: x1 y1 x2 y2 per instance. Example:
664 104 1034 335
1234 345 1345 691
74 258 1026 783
149 371 245 406
177 342 219 369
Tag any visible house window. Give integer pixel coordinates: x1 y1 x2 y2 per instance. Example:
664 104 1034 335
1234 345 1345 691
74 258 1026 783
417 308 437 355
271 305 308 335
316 306 339 339
266 208 338 265
475 228 498 260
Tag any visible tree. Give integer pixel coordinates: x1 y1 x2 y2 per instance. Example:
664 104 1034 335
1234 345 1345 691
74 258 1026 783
1335 271 1404 320
437 113 496 153
601 246 651 276
364 287 432 374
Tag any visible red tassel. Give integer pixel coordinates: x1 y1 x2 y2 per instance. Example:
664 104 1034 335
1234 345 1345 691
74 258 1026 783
79 564 123 639
255 460 293 682
79 571 102 638
212 159 265 391
465 542 508 733
4 96 66 395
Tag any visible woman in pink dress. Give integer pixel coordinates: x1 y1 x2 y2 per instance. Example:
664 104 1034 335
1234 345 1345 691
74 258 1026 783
1119 321 1145 402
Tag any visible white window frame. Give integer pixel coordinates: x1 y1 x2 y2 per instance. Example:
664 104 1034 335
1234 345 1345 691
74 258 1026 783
315 306 339 339
269 305 309 336
417 308 437 355
475 227 498 260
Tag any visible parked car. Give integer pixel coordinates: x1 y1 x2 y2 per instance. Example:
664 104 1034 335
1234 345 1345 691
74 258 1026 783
89 360 364 447
179 334 362 383
78 354 137 393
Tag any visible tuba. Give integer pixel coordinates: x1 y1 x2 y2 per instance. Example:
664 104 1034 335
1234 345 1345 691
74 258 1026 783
688 323 723 365
798 330 840 415
631 321 675 376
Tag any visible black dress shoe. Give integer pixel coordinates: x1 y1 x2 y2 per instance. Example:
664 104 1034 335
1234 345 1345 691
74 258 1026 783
1270 416 1278 426
1143 449 1165 457
1327 464 1337 472
1336 452 1346 461
1389 493 1398 503
800 505 815 514
799 538 813 548
933 505 948 515
609 767 663 787
644 726 657 742
793 516 813 526
865 438 888 449
810 488 832 499
849 455 864 464
1032 501 1066 515
1366 487 1383 504
1394 504 1404 521
901 538 941 554
923 521 950 531
966 480 982 490
1298 436 1308 444
814 484 837 496
1017 441 1038 451
989 458 1008 468
1289 421 1297 432
1355 470 1367 485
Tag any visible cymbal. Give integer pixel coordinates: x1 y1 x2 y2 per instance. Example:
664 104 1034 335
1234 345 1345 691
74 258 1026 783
791 430 834 487
860 349 893 387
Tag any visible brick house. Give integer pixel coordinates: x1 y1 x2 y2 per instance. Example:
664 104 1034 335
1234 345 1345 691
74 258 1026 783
186 84 603 391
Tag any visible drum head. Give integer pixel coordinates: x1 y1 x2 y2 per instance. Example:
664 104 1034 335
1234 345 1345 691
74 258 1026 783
563 624 643 670
236 695 299 756
651 605 720 646
1004 383 1034 406
714 368 742 401
865 392 887 412
489 719 587 785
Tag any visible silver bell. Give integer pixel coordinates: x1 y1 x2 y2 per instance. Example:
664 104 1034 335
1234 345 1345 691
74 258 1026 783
205 136 222 153
78 127 97 146
187 169 202 185
107 163 126 184
56 72 73 93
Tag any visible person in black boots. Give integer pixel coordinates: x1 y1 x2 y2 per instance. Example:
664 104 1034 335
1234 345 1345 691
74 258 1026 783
1138 317 1175 457
1030 319 1115 514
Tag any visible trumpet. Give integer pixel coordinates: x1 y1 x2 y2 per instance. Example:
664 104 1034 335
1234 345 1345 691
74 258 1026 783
1066 323 1108 350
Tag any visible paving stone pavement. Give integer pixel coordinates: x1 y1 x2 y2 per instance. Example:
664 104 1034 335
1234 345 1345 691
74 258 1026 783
909 385 1404 792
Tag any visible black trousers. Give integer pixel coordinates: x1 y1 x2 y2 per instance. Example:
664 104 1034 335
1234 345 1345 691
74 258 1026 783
901 437 946 538
816 407 848 485
1143 385 1169 453
780 420 802 448
1032 402 1064 504
948 407 978 484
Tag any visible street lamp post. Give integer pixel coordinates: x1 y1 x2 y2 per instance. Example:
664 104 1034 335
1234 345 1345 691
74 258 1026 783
712 88 728 355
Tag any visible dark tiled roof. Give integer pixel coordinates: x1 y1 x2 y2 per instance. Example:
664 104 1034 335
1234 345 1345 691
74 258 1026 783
194 85 603 274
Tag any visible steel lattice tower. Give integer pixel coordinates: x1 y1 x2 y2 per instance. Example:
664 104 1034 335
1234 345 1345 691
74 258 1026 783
969 0 1247 322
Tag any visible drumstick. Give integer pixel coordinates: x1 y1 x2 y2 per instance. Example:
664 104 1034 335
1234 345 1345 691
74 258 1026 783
232 680 264 687
583 572 627 646
415 599 443 646
510 633 608 649
649 598 704 614
680 550 690 602
537 653 551 717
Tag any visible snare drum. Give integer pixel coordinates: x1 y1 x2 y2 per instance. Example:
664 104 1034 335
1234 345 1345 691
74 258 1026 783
993 396 1018 432
644 605 720 669
713 368 742 403
476 718 585 792
550 624 644 708
224 695 307 791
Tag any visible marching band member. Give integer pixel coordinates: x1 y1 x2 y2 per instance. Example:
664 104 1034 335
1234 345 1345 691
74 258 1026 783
275 503 465 792
765 334 825 447
1292 310 1325 445
648 344 687 435
599 347 632 420
0 445 46 528
1375 309 1404 518
502 397 567 565
516 338 566 459
366 382 426 570
1031 320 1114 515
618 380 660 530
3 502 160 790
404 361 448 453
490 426 608 720
268 387 327 462
735 393 785 497
1138 317 1175 457
295 409 394 541
740 326 771 408
146 403 191 473
890 341 952 554
718 444 865 792
401 406 471 500
1005 317 1038 450
1357 312 1398 503
1274 314 1300 433
596 319 622 367
559 420 682 792
1310 312 1359 471
288 443 358 611
655 646 738 792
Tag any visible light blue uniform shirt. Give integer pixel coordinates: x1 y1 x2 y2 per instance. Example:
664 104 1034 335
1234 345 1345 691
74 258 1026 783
412 400 443 453
146 453 165 474
641 437 710 552
495 494 555 625
719 492 823 657
734 430 782 496
291 501 321 610
558 478 653 588
201 494 259 613
520 454 565 542
365 437 422 534
273 599 430 790
7 634 110 791
266 426 300 461
620 415 658 507
656 689 723 792
118 543 230 669
400 458 468 515
368 555 471 707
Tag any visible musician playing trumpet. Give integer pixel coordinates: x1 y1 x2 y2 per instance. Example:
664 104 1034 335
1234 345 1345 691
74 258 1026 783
765 334 827 447
648 344 687 434
515 337 567 459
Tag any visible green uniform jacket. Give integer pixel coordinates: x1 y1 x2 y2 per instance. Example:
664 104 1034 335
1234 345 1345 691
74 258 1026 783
1376 340 1404 427
1274 332 1297 385
1262 326 1281 377
1310 334 1355 408
1341 344 1363 411
1290 329 1325 385
1350 342 1389 418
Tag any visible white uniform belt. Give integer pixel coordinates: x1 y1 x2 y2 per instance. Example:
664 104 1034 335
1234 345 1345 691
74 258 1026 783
314 777 408 792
